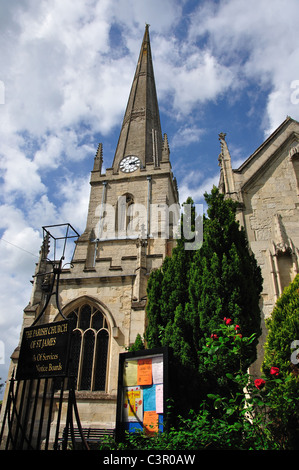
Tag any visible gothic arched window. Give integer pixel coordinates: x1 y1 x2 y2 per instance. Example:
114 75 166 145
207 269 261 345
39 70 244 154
68 303 109 391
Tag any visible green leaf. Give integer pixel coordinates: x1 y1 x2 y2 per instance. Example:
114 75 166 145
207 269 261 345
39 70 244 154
226 373 234 380
207 393 218 400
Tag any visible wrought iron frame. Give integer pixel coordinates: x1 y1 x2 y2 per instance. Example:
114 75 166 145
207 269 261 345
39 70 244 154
32 223 80 326
0 224 91 450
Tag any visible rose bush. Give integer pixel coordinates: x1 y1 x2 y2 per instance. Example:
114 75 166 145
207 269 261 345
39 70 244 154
105 320 297 450
200 320 297 449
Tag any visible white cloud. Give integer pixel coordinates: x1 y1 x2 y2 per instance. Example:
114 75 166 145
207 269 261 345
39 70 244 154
2 0 298 149
173 51 234 113
0 204 42 373
154 36 235 118
177 168 219 206
0 141 46 200
34 135 64 170
171 124 206 148
33 129 95 171
189 0 299 135
0 204 41 271
109 0 183 33
58 175 90 233
28 195 58 228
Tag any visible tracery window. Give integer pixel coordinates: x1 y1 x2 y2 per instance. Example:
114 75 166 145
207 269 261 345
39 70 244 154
68 303 109 391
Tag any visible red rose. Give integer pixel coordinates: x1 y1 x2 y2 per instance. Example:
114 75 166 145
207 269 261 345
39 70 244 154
211 333 218 340
234 333 242 340
234 324 240 331
254 378 266 390
224 317 232 325
270 367 280 377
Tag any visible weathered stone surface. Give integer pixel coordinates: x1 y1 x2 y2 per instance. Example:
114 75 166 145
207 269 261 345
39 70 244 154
219 117 299 376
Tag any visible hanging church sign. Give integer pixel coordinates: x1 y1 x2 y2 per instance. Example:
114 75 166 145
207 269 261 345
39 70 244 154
116 347 169 440
16 319 74 380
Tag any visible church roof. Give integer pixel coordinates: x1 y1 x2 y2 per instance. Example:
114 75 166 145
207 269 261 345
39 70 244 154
232 116 299 192
235 116 299 174
218 116 299 197
112 25 163 171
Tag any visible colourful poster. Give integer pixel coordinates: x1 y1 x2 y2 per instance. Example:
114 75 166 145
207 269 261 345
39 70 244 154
143 385 156 411
123 386 143 422
123 360 138 386
152 356 163 384
143 411 159 434
156 383 163 414
137 358 152 385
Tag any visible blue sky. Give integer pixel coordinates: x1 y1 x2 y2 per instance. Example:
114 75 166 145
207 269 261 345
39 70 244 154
1 0 299 390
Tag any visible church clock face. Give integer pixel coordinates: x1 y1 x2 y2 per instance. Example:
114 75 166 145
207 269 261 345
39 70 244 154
120 155 141 173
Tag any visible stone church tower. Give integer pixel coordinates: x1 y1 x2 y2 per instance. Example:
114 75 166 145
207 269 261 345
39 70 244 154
3 25 178 432
218 116 299 375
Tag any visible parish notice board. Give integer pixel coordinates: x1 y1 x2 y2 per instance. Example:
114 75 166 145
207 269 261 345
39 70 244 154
116 347 169 439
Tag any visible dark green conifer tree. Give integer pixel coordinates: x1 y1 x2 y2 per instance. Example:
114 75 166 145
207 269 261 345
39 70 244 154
145 188 262 369
188 187 263 371
143 187 263 411
145 197 197 367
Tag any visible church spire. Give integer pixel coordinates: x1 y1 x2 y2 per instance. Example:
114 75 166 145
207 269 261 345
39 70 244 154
112 25 163 171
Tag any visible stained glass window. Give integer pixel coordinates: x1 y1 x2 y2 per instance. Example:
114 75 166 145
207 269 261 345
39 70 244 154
68 303 109 391
94 330 109 391
80 330 95 390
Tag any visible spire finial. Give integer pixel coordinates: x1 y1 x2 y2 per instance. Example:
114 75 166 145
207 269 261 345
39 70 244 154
93 143 103 172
